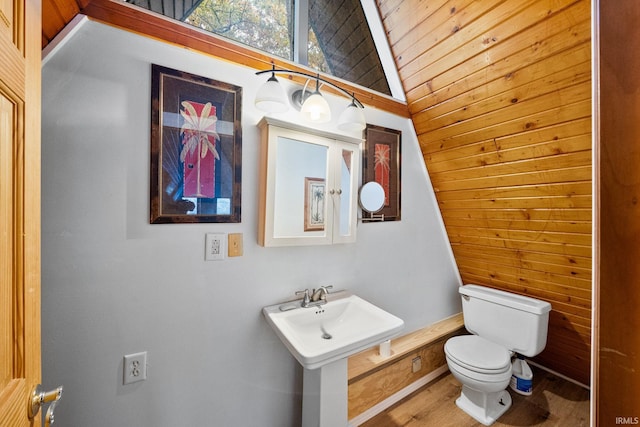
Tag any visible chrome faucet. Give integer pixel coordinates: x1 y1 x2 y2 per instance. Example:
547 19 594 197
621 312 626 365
295 289 311 307
295 286 333 308
311 285 333 303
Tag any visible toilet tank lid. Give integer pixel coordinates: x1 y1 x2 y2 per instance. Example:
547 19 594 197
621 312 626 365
460 285 551 315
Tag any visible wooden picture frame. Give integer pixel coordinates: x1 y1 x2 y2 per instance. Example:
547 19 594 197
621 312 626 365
304 177 325 231
362 124 401 221
150 64 242 223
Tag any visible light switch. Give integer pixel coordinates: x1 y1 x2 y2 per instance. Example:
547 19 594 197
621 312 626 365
228 233 243 257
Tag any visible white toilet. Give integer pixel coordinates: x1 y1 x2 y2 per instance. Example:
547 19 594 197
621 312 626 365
444 284 551 426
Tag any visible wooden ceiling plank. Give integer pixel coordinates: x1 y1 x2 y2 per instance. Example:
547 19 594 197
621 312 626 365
448 232 591 258
419 98 591 153
390 0 499 70
417 81 591 140
50 0 80 20
431 166 592 194
413 56 591 133
42 0 67 41
448 224 592 248
445 217 592 237
410 41 591 121
427 135 591 174
457 257 591 293
452 244 591 279
396 0 541 85
425 119 591 164
381 0 449 55
430 151 591 184
437 181 592 202
403 2 590 105
443 206 592 222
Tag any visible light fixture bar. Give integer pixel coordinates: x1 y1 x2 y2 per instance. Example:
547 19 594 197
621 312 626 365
255 66 365 109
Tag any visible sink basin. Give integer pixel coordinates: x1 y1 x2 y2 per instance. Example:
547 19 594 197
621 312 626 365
263 292 404 369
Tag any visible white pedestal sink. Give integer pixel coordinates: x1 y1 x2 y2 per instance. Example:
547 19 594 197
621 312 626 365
263 291 404 427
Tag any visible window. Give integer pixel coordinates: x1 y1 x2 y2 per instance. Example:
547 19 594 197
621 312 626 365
185 0 294 62
127 0 392 96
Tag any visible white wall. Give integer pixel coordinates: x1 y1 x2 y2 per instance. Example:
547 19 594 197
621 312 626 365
41 19 462 427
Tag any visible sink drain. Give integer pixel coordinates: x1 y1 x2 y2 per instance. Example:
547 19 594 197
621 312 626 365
321 327 332 340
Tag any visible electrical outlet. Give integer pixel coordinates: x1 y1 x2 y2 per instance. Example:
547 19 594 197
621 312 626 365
412 356 422 373
123 351 147 385
205 233 226 261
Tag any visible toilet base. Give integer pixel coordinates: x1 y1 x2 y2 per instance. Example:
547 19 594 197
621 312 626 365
456 385 512 426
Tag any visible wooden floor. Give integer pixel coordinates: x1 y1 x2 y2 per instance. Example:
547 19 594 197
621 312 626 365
360 366 590 427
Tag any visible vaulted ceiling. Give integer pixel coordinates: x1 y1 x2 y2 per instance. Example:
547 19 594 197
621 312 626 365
42 0 592 386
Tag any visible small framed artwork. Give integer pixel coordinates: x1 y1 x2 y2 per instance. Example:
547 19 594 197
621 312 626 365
150 64 242 223
304 177 325 231
362 124 401 221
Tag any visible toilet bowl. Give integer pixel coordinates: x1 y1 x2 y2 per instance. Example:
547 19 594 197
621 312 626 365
445 335 513 425
445 285 551 426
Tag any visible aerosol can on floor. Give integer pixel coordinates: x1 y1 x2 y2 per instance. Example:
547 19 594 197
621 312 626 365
510 353 533 396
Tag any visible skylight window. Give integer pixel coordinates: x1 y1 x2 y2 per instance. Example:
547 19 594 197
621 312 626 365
127 0 392 96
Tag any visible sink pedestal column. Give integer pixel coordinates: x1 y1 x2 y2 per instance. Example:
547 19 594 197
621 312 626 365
302 358 348 427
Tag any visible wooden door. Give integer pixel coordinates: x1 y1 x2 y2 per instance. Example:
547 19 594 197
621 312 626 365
595 0 640 424
0 0 42 424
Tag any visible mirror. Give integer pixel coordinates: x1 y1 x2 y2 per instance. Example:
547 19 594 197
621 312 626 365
339 149 354 236
273 137 329 238
359 181 385 213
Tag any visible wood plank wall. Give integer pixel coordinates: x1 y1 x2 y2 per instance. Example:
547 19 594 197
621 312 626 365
378 0 592 385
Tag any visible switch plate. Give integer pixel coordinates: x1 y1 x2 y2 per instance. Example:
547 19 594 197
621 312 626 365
228 233 243 257
412 356 422 373
205 233 226 261
123 351 147 385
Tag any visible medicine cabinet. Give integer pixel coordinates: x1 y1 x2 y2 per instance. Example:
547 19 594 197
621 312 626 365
258 117 361 246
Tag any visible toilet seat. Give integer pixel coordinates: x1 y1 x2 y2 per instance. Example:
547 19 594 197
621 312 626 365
445 335 511 374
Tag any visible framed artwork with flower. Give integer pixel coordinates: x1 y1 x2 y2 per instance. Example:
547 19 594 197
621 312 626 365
362 124 401 221
150 64 242 223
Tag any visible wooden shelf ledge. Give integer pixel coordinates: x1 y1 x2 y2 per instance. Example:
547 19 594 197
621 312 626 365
348 312 465 382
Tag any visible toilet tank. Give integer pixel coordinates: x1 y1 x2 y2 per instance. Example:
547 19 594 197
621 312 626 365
460 285 552 357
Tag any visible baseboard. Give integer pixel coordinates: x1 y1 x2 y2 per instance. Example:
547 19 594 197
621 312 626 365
348 364 450 426
528 360 590 390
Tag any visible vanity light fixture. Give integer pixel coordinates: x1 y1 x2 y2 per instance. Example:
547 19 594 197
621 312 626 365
254 68 289 113
299 78 331 123
255 65 366 131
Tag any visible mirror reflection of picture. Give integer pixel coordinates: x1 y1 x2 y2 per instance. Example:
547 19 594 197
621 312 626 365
304 177 325 231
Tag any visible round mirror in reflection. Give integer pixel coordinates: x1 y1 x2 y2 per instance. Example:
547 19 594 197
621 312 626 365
359 181 385 213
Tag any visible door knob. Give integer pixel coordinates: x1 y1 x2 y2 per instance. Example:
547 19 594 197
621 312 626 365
29 384 63 423
45 398 60 426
